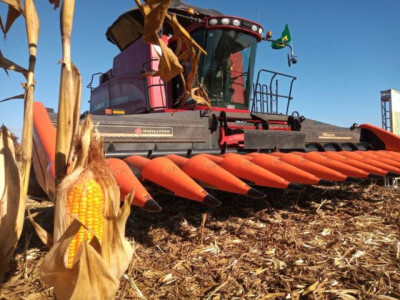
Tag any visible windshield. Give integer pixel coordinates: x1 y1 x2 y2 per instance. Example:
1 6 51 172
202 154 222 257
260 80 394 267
197 29 257 110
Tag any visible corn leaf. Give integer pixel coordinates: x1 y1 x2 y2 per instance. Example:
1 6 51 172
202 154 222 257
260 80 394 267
0 50 28 77
28 210 54 248
48 0 60 9
142 0 170 45
165 14 206 55
191 87 210 107
0 15 4 34
165 14 209 107
0 0 24 36
4 5 22 36
0 126 25 282
0 93 24 102
154 35 183 82
135 0 210 107
0 0 23 11
136 0 183 81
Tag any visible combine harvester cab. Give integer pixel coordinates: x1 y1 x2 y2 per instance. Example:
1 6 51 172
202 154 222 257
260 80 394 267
32 0 400 211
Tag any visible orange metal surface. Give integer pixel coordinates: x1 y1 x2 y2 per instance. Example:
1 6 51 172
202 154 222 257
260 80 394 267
33 102 57 195
355 151 400 168
214 153 292 189
321 151 387 176
360 124 400 152
374 151 400 162
246 153 322 185
296 152 369 178
106 158 161 211
338 151 400 174
124 156 221 206
270 152 348 182
166 154 265 198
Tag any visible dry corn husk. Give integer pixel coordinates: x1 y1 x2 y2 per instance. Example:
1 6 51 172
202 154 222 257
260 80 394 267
0 126 25 282
135 0 210 107
35 116 134 300
137 0 183 82
165 14 210 107
140 0 170 45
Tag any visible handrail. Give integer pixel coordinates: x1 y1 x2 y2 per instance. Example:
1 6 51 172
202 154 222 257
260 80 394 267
87 72 104 91
251 69 296 115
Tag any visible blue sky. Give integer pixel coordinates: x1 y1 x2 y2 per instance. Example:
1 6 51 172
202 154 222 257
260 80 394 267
1 0 399 138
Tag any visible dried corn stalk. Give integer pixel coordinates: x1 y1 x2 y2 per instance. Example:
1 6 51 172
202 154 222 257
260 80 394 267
20 0 40 195
0 0 38 282
55 0 82 181
0 0 39 194
135 0 210 107
0 126 25 282
35 116 134 300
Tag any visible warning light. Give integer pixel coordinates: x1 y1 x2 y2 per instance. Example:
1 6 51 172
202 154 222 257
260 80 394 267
105 108 125 115
266 31 272 40
187 7 195 14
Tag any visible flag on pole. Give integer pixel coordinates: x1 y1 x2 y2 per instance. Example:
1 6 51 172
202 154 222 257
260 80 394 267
271 24 291 49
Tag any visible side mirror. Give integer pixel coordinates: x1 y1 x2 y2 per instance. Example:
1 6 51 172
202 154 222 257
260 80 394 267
287 54 298 67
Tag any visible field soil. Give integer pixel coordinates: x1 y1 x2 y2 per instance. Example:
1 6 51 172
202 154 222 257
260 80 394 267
1 184 399 299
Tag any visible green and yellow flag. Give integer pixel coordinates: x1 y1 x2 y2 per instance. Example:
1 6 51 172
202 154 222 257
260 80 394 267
271 24 291 49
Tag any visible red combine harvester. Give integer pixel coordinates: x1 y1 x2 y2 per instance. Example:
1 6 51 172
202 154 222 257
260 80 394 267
32 0 400 212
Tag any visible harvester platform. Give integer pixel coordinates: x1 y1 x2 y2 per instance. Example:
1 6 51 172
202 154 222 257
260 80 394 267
32 101 400 213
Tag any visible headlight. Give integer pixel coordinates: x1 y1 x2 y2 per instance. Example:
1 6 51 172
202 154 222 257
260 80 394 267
251 25 258 32
221 18 230 25
209 18 218 26
232 19 241 26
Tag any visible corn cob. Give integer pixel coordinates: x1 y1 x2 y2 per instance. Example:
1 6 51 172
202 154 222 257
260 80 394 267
66 177 104 268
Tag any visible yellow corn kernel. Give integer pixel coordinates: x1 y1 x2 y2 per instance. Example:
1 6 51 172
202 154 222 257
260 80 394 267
66 177 105 268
